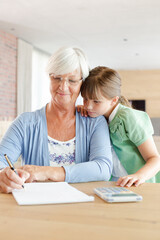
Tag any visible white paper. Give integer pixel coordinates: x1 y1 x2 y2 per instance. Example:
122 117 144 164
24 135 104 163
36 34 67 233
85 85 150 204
12 182 94 205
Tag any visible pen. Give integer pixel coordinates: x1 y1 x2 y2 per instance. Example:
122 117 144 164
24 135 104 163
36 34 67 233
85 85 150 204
4 154 24 188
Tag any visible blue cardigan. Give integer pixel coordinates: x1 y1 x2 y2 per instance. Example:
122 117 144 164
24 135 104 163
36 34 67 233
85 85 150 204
0 106 112 183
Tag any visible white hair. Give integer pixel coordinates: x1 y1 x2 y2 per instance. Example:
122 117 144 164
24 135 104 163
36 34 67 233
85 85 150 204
46 46 90 79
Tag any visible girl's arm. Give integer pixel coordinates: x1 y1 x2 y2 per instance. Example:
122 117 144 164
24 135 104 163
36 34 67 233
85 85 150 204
116 136 160 187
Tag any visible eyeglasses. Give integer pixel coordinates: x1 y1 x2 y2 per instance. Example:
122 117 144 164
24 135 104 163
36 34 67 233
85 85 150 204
49 73 84 86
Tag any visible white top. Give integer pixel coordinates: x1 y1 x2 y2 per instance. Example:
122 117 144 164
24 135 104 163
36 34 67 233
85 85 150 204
48 136 76 167
108 104 128 180
108 104 120 123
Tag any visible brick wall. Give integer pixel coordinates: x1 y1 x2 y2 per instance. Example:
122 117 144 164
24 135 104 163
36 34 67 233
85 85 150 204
0 29 17 120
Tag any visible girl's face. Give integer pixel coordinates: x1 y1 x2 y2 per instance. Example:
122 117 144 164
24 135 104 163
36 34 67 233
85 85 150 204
83 94 118 118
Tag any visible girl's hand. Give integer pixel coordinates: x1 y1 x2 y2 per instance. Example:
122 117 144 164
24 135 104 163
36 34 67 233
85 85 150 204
116 174 146 187
77 105 88 117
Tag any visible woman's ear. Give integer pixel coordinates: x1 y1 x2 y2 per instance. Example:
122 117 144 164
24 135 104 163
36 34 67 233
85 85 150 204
111 96 119 106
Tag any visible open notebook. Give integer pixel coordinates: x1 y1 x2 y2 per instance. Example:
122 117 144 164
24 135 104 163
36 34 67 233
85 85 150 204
12 182 94 205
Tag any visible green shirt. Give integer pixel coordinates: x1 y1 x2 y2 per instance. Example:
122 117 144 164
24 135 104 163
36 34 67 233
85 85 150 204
109 104 159 183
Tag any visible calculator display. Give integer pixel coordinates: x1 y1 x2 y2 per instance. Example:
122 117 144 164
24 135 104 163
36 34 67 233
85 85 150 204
111 193 139 197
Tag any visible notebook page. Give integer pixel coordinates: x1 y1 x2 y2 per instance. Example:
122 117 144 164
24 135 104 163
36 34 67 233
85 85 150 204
12 182 94 205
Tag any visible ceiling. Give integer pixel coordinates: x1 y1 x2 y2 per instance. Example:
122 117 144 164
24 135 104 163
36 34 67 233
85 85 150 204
0 0 160 69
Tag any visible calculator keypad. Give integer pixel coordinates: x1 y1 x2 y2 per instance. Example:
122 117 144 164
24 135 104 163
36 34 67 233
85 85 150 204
96 187 130 195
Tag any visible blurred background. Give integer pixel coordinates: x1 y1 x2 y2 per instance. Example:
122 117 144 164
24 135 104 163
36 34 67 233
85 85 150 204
0 0 160 143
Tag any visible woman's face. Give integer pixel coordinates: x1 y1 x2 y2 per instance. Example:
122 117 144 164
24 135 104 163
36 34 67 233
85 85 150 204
49 69 82 107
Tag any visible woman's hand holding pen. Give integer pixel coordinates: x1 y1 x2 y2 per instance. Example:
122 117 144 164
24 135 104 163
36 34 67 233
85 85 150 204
0 167 30 193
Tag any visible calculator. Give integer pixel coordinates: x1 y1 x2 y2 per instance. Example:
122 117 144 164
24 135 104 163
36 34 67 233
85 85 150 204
94 187 143 203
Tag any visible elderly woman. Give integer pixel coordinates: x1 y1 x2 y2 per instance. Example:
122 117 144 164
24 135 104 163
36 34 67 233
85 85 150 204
0 47 112 193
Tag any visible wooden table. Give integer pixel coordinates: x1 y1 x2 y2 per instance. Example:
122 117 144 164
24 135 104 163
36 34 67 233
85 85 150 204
0 181 160 240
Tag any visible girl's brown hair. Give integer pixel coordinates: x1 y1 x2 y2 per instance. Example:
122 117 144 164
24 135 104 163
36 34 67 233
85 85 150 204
81 66 131 107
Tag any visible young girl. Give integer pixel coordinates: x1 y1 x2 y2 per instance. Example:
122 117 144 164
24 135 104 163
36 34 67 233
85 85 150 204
79 66 160 187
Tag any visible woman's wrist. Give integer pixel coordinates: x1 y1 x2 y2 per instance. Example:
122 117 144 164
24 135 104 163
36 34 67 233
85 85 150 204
19 165 65 182
47 166 65 182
